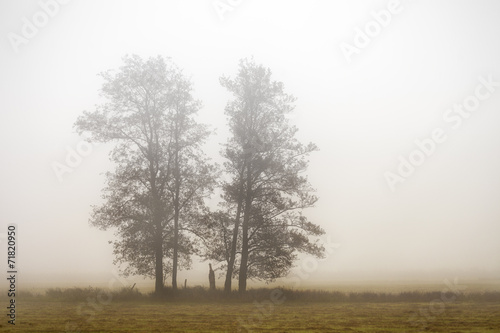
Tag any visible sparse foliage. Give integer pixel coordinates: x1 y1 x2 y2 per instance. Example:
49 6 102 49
75 55 216 294
203 58 325 293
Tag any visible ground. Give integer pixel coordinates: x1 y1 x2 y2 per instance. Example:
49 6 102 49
2 300 499 332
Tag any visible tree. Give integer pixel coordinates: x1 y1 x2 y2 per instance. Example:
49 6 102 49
74 55 215 294
214 58 325 293
165 92 217 290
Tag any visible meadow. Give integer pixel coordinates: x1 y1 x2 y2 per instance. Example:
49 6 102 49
2 285 499 332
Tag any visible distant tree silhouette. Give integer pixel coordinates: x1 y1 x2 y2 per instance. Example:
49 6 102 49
203 58 325 293
75 55 216 295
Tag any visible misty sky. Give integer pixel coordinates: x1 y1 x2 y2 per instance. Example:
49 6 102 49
1 0 500 290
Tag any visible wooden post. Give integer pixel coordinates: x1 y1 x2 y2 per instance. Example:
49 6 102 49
209 264 216 290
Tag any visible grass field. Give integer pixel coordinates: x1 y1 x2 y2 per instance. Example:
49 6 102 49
2 300 500 332
2 287 499 332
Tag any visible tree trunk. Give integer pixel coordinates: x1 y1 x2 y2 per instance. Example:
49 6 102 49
238 203 251 293
238 165 253 294
154 224 163 295
238 221 248 293
172 207 179 290
224 173 245 294
151 161 164 296
172 137 181 291
224 202 242 293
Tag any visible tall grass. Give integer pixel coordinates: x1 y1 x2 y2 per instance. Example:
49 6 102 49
42 286 144 302
32 286 500 303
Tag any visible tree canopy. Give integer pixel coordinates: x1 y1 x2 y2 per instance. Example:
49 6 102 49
202 58 325 293
76 55 323 295
75 55 216 294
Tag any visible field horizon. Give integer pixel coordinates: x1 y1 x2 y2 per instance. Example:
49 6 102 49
2 284 499 332
15 274 500 297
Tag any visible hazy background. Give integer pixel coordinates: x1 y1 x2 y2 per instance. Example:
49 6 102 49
1 0 499 292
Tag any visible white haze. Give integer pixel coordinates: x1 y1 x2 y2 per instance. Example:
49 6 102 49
1 0 499 292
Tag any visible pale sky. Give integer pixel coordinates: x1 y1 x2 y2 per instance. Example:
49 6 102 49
1 0 500 291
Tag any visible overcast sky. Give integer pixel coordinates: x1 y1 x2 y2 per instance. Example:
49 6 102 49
1 0 500 291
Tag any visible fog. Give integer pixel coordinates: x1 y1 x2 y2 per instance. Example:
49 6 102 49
1 0 499 292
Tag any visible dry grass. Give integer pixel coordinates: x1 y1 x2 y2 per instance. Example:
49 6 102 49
1 300 499 332
1 286 499 332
